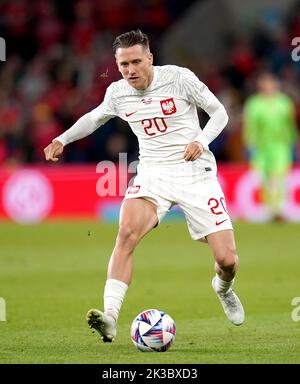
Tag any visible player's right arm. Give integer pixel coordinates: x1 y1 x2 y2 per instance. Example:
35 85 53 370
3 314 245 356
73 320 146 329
44 139 64 162
44 84 117 162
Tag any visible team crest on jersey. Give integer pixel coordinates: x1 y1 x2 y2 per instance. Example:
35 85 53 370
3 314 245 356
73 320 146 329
160 98 177 115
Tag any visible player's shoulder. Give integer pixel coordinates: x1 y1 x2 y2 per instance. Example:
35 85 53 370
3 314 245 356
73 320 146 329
101 78 136 105
156 64 198 79
244 94 257 103
278 92 294 104
155 65 204 93
244 94 261 108
106 78 129 95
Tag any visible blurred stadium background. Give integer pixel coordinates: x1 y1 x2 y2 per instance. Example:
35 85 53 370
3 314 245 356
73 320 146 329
1 0 300 365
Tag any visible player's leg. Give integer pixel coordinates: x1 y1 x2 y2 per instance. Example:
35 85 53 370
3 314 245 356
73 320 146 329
87 197 158 342
266 146 291 219
250 148 269 208
107 197 159 285
207 229 244 325
207 229 238 282
265 171 286 218
177 169 244 326
252 146 290 219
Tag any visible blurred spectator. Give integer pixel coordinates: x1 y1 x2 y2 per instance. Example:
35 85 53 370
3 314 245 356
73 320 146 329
243 72 298 220
34 1 65 55
30 102 63 161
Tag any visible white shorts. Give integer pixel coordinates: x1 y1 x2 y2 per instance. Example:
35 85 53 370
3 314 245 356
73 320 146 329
123 161 233 242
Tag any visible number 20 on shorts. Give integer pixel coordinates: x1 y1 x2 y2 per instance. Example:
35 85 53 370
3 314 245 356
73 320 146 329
208 197 228 215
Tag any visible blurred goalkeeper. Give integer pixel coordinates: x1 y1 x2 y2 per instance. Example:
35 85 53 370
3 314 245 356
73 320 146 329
44 30 245 342
243 72 298 220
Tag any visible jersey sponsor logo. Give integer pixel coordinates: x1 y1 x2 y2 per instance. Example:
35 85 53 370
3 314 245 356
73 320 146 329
127 185 141 194
160 98 177 115
125 111 137 117
141 97 152 104
215 218 228 226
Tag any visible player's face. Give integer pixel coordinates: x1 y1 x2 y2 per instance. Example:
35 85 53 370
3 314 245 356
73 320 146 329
115 44 154 90
258 75 279 95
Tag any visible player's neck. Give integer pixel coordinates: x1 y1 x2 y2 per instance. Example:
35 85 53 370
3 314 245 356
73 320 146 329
261 91 279 98
139 67 154 90
145 68 154 89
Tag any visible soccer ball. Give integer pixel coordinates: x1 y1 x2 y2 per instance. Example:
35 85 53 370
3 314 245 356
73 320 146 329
130 309 176 352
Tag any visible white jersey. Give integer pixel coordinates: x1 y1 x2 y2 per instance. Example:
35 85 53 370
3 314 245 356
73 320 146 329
56 65 228 170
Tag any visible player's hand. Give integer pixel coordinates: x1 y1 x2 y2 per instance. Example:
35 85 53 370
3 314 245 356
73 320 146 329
184 141 204 161
44 140 64 162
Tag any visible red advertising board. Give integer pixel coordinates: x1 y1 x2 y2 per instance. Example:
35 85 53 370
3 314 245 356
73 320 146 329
0 164 299 223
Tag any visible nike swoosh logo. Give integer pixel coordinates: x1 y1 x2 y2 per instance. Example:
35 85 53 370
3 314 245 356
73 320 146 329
215 219 228 226
125 111 137 117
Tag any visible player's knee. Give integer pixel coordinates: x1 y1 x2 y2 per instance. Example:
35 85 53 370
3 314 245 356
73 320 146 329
215 247 238 272
116 223 140 250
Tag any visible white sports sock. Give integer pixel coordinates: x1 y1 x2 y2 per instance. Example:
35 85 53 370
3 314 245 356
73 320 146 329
104 279 128 322
214 274 234 293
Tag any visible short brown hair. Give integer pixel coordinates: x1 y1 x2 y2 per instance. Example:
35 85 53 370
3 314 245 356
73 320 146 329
113 30 150 54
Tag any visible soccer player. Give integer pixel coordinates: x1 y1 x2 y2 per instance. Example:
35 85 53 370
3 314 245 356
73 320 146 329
44 30 245 342
243 72 298 220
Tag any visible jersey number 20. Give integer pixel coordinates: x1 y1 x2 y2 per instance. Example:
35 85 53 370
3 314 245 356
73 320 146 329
142 118 168 136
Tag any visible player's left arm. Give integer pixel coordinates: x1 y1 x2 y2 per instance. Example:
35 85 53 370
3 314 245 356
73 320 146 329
181 69 228 161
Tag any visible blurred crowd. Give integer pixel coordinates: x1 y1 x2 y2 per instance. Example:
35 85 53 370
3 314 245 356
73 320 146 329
196 1 300 163
0 0 300 165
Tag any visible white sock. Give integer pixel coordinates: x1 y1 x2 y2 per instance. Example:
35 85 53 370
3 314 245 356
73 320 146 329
214 274 234 293
104 279 128 322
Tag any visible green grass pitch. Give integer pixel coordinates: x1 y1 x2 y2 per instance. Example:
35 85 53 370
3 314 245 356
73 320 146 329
0 220 299 364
